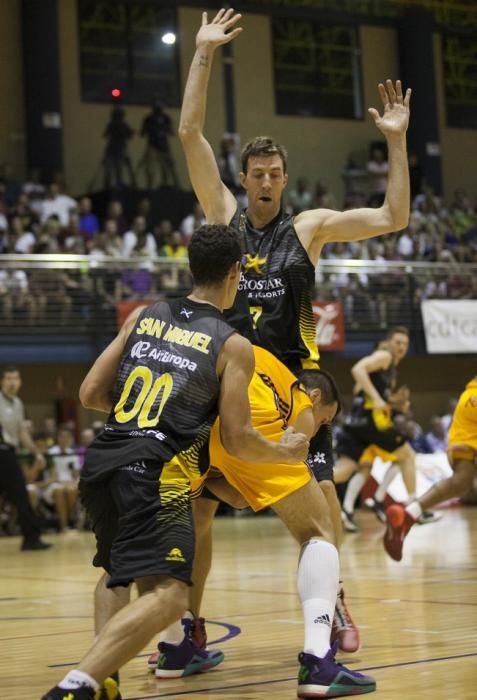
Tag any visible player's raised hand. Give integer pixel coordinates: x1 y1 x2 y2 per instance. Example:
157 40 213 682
368 79 411 137
196 8 243 50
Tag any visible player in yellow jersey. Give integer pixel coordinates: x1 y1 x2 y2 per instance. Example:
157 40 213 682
384 376 477 561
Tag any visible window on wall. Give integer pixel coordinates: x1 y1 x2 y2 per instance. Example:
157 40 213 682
77 0 180 106
272 17 363 120
442 32 477 129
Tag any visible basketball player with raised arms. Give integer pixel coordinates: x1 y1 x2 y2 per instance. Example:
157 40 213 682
170 5 411 672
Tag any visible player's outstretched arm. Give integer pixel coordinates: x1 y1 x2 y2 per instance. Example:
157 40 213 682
217 334 309 464
79 306 144 412
179 8 240 223
296 80 411 258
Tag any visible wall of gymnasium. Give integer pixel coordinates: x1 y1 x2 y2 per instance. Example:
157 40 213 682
0 0 25 178
1 2 475 202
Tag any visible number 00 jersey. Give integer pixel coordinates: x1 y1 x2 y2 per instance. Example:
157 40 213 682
224 208 319 374
82 298 235 482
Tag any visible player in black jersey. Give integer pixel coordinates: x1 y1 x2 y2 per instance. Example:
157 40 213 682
41 224 309 700
177 7 411 663
335 327 435 530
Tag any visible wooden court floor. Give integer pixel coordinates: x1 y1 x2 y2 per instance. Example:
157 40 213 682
1 507 476 699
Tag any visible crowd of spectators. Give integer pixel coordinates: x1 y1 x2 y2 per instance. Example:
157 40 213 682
0 149 476 330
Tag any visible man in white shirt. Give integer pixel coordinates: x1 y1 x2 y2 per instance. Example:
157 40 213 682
39 183 76 227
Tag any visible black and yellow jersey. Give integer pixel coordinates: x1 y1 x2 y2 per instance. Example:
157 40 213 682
82 298 235 482
225 207 319 374
359 364 397 410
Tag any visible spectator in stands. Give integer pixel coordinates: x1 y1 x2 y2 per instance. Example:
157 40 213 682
101 219 123 257
0 366 51 549
78 197 99 242
0 269 36 325
77 428 95 467
9 215 36 253
153 218 173 249
102 106 135 190
139 100 179 188
288 177 313 214
404 419 433 454
396 229 414 259
61 212 87 254
22 433 51 516
39 183 76 227
179 201 206 243
425 416 448 453
42 417 57 447
159 230 188 259
105 200 128 236
22 167 46 203
46 426 81 530
122 215 157 258
10 192 39 233
0 196 8 235
136 197 154 231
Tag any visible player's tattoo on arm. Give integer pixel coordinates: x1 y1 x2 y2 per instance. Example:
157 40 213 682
199 55 209 67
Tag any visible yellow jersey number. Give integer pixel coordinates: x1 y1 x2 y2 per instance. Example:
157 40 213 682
250 306 263 330
114 366 173 428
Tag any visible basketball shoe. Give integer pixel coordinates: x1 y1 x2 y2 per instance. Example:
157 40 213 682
41 677 121 700
383 504 415 561
155 619 224 678
331 587 360 653
363 497 387 524
297 642 376 698
147 615 210 670
341 509 359 533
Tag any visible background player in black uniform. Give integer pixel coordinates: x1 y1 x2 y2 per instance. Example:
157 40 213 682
177 8 411 655
335 328 413 525
41 224 309 700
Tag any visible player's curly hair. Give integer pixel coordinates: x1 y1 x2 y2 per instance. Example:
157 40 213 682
188 224 242 286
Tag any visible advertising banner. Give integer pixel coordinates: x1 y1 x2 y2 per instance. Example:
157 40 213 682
421 300 477 353
312 302 345 351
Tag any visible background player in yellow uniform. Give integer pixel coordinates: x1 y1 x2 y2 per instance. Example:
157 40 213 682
384 376 477 561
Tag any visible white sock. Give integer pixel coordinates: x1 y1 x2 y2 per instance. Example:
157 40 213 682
374 464 400 502
343 472 366 513
59 670 99 691
159 617 185 645
406 501 422 520
298 538 339 658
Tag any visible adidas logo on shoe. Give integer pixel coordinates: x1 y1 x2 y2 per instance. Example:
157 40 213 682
313 613 331 627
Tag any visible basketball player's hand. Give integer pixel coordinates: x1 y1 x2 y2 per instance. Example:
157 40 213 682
279 427 310 463
196 8 243 50
368 80 411 137
373 396 389 413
